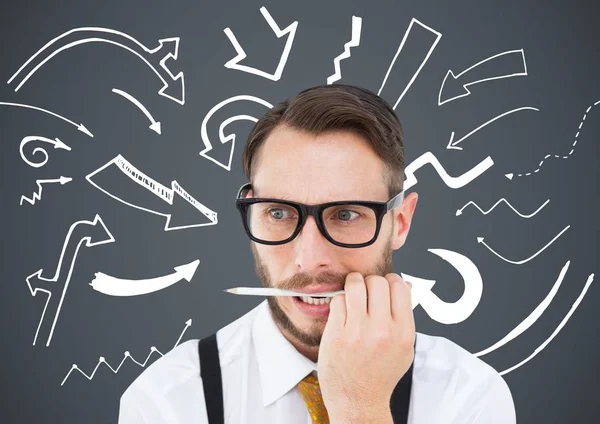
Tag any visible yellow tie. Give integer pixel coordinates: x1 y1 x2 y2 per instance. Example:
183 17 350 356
297 373 330 424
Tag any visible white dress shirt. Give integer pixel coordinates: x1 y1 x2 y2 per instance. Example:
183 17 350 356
118 300 516 424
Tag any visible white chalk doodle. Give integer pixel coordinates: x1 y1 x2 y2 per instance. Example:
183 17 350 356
327 16 362 85
438 49 528 106
26 215 115 347
475 261 570 358
402 248 483 324
7 27 184 105
447 106 539 150
61 319 192 386
200 95 273 171
111 88 161 134
478 224 570 265
90 259 200 296
499 270 594 375
86 154 218 231
0 102 93 137
456 198 550 218
378 18 442 110
19 136 71 168
224 6 297 81
404 151 494 191
20 176 73 206
505 99 600 179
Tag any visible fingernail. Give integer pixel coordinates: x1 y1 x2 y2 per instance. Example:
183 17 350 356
406 281 412 289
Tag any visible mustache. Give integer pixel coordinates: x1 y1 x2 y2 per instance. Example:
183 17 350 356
277 270 347 290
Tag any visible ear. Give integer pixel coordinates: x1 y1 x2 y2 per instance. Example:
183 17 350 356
391 192 418 250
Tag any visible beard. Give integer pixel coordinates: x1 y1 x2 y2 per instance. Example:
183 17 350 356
250 233 394 348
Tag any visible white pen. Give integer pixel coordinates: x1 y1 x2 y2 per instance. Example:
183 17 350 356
224 287 345 298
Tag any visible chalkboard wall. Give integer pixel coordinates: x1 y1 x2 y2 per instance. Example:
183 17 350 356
1 0 598 422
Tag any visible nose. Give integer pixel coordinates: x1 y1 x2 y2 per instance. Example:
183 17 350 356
293 215 332 273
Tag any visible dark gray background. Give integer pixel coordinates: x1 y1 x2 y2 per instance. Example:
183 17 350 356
1 0 598 422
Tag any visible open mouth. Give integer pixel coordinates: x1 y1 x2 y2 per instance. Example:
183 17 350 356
295 295 333 305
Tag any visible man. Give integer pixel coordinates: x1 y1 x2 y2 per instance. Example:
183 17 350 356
118 84 516 423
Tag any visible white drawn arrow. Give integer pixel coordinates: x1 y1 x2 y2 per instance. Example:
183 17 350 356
26 214 115 347
112 88 161 134
8 27 185 105
86 155 218 231
457 198 550 218
327 16 362 84
0 102 93 137
61 318 192 385
20 136 71 168
498 270 594 376
478 224 570 265
200 95 273 171
447 106 539 150
403 248 483 324
506 99 600 180
20 176 73 206
223 6 297 81
438 49 528 106
403 151 494 191
90 259 200 296
378 18 442 109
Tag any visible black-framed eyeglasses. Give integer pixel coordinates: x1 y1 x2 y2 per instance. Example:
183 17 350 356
235 183 405 248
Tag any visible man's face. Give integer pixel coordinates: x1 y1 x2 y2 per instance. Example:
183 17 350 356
248 125 416 349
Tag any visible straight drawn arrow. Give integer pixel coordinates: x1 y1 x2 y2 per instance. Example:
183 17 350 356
447 106 539 150
90 259 200 296
86 155 218 231
438 49 527 106
223 6 297 81
0 102 93 137
112 88 161 134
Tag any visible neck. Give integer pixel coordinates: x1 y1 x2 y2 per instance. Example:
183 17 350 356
275 321 320 363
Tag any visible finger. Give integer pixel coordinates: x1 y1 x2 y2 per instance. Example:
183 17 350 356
344 272 367 325
365 275 391 321
387 273 413 328
327 294 347 329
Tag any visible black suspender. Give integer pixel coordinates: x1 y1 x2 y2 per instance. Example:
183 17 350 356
198 332 415 424
198 333 225 424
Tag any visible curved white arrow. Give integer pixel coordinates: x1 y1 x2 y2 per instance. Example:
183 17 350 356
112 88 161 134
447 106 539 150
20 136 71 168
478 224 570 265
402 248 483 324
224 6 297 81
8 27 184 105
90 259 200 296
200 95 273 171
0 102 93 137
20 176 73 206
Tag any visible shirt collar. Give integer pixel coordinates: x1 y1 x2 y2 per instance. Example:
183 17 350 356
252 300 317 407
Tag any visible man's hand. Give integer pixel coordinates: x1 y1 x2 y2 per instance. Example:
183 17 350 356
317 272 415 423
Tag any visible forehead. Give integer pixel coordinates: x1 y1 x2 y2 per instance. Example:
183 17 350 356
252 125 388 202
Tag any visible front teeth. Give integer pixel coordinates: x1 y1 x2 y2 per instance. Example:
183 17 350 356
300 296 332 305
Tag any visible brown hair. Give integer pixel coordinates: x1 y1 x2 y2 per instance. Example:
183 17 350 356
241 84 406 197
